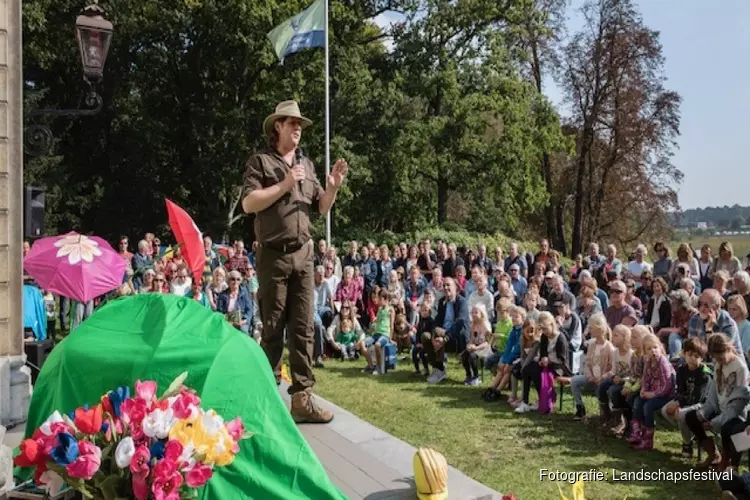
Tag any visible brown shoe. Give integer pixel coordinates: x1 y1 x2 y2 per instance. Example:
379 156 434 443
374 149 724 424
290 391 334 424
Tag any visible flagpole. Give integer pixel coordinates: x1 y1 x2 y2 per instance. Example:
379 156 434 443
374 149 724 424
324 0 331 246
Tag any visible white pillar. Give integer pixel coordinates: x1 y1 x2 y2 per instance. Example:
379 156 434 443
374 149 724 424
0 0 30 429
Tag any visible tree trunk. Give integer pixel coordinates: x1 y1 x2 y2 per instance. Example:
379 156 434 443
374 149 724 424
540 152 557 247
572 125 593 257
437 167 448 224
555 200 567 256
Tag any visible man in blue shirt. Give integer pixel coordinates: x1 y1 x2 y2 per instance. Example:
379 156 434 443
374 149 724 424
423 278 470 383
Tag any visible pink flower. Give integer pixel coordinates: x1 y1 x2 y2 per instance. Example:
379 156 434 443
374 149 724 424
225 417 244 442
170 391 200 419
130 446 151 476
135 380 157 404
185 463 213 488
121 398 148 427
65 441 101 480
132 471 149 500
164 440 183 463
152 459 182 500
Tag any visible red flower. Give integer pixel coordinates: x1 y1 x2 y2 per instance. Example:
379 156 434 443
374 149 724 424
502 495 517 500
185 463 213 488
121 398 148 427
164 440 183 463
171 391 200 419
132 471 149 500
152 459 182 500
13 439 43 468
100 393 114 416
74 405 103 435
130 446 151 476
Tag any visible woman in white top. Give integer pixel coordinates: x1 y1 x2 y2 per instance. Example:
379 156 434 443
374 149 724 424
669 243 698 284
626 244 652 286
469 275 495 322
207 267 228 310
728 295 750 362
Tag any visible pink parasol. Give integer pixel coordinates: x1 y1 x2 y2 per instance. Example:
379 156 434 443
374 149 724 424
23 232 127 302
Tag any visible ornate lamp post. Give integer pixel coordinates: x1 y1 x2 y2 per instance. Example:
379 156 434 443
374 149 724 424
25 2 114 155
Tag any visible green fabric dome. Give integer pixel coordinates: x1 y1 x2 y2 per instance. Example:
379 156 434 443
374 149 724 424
22 293 345 500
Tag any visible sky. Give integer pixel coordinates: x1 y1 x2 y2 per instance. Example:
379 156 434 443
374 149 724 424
374 1 750 210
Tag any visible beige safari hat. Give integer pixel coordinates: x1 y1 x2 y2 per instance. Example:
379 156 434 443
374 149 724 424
262 100 313 138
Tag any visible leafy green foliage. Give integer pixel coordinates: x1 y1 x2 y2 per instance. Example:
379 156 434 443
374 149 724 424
23 0 567 243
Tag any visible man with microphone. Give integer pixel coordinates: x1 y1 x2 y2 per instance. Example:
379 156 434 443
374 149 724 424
242 100 348 424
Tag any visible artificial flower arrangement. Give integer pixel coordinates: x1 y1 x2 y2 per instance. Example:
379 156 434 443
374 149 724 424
13 372 251 499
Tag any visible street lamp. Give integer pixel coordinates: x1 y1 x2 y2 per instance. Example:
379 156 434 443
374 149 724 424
25 2 114 156
76 3 114 83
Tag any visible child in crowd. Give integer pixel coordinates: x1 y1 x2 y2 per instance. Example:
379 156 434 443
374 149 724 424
462 304 493 386
335 318 358 361
629 332 675 450
485 298 514 375
685 334 750 469
508 319 540 407
570 313 615 422
516 312 570 414
393 301 414 354
522 291 541 322
598 324 633 429
612 325 647 436
661 337 711 457
363 289 394 375
413 302 435 376
481 311 528 402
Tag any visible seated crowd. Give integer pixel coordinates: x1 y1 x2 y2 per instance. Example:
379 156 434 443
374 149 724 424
26 233 750 494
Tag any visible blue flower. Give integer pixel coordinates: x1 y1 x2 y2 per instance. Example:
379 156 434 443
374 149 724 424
108 386 130 418
101 421 109 433
150 440 165 460
50 433 79 466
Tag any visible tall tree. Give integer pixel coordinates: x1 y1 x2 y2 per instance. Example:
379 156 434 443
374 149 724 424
560 0 681 256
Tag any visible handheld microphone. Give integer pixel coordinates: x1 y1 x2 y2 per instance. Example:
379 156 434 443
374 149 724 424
295 148 304 190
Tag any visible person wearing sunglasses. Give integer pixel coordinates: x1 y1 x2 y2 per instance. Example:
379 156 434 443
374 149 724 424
216 270 253 335
604 280 639 330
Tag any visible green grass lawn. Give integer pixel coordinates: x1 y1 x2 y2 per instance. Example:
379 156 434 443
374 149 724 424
314 356 724 500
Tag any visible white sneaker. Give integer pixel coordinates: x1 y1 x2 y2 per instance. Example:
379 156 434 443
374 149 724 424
515 402 532 414
372 367 381 376
428 370 446 384
529 403 538 411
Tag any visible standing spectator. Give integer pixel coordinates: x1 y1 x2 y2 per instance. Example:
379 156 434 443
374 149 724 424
587 243 605 272
713 241 743 286
442 244 464 279
504 243 527 278
474 244 494 276
670 243 699 284
627 244 652 287
604 244 623 277
202 236 221 282
652 242 673 282
731 271 750 314
696 244 714 292
342 241 361 270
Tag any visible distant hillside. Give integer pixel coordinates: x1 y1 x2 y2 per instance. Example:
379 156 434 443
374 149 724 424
676 205 750 229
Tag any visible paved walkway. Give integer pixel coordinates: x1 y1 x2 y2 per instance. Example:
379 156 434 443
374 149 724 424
280 383 501 500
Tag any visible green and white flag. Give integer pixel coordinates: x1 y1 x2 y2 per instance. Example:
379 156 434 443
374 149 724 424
267 0 325 63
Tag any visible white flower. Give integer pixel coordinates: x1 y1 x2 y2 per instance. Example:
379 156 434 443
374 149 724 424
142 408 175 439
40 411 64 436
54 234 102 265
200 409 224 437
40 470 65 496
115 437 136 468
178 441 196 471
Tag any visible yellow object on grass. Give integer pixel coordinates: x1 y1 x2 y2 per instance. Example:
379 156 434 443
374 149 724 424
281 364 292 383
413 447 448 500
559 480 627 500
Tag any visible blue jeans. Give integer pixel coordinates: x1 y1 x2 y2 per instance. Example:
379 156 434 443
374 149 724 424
313 312 326 358
598 378 616 405
365 335 389 348
668 333 683 357
632 395 671 427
